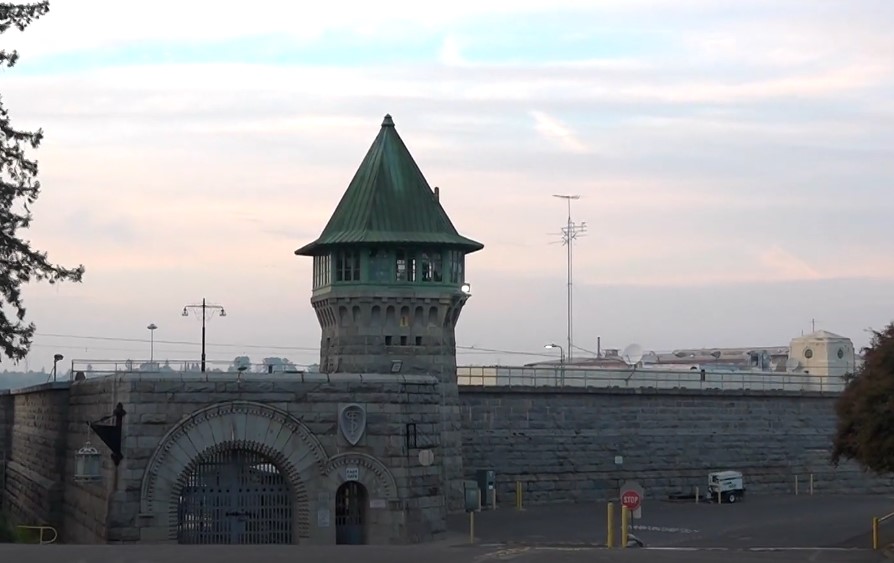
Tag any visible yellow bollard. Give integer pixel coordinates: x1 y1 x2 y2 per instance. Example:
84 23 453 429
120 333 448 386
695 486 700 504
469 511 475 544
606 502 615 548
809 474 814 495
873 517 880 550
515 481 523 511
620 505 630 548
795 475 799 495
716 489 721 505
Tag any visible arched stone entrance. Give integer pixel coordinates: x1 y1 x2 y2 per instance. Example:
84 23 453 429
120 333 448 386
177 448 292 544
335 481 367 545
140 401 328 543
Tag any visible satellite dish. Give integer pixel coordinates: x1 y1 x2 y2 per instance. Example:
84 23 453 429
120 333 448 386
785 357 801 371
622 343 644 366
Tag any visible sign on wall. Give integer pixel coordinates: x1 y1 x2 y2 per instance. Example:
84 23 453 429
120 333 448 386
345 466 360 481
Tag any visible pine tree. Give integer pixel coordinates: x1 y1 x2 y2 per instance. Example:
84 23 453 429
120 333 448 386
1 2 84 362
831 322 894 474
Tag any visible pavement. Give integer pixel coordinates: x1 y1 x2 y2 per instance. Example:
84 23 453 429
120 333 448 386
0 544 887 563
0 494 892 562
446 493 894 549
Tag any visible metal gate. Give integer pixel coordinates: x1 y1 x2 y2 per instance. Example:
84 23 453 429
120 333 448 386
335 481 367 545
177 449 292 544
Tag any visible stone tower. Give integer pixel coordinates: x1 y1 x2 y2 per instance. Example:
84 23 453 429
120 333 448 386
295 114 483 512
295 114 483 379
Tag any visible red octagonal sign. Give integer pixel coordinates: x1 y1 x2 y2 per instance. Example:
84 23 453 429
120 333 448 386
621 490 641 511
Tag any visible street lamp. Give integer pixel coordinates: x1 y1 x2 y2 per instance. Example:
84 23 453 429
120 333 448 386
182 298 226 373
544 344 566 385
53 353 64 383
147 323 158 364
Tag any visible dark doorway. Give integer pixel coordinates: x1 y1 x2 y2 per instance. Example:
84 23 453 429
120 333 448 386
335 481 368 545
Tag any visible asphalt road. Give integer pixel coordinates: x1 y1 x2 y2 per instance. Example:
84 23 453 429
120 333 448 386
1 494 892 563
446 493 894 549
0 544 886 563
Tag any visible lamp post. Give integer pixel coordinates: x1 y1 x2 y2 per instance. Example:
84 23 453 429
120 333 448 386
544 343 565 385
53 353 64 383
182 298 226 373
147 323 158 364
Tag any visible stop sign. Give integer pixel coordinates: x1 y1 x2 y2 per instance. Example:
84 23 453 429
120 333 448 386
621 490 641 511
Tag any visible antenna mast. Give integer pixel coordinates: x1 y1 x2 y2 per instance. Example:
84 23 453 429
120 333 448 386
553 194 586 363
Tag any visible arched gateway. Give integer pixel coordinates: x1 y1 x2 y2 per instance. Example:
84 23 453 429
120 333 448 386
177 448 292 544
140 401 327 543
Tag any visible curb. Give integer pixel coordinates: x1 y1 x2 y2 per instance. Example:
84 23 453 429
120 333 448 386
883 543 894 559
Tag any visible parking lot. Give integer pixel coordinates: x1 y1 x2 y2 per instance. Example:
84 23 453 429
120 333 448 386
0 494 892 563
446 493 894 549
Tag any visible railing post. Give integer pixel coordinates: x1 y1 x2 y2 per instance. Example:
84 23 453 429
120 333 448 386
809 473 814 495
515 481 523 511
795 475 799 495
873 517 880 550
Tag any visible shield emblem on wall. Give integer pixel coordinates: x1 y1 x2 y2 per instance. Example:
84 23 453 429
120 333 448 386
339 403 367 446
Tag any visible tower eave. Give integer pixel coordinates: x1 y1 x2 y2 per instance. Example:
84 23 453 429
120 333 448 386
295 236 484 257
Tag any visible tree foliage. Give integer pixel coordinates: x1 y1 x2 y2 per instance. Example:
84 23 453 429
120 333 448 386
1 2 84 363
831 322 894 474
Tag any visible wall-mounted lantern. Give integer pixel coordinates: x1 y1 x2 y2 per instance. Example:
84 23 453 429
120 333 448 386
74 442 102 481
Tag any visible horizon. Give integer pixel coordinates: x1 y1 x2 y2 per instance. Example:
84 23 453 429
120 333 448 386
3 0 893 372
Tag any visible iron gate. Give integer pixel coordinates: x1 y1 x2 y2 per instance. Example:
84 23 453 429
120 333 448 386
335 481 367 545
177 449 292 544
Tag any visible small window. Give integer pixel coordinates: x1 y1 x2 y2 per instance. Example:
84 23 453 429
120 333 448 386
837 348 845 359
385 336 392 346
415 336 422 346
369 249 391 282
400 336 408 346
804 348 813 359
313 255 332 287
420 252 433 282
448 250 464 283
395 250 407 281
335 251 360 282
420 251 442 282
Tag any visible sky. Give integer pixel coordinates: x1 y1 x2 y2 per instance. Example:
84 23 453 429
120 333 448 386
3 0 894 373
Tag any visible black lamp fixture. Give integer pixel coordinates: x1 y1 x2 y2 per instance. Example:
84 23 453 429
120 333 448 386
52 353 64 382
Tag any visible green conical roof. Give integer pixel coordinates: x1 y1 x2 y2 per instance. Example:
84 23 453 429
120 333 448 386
295 115 484 256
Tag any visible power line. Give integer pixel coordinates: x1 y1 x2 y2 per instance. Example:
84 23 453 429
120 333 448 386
34 332 318 352
32 331 556 360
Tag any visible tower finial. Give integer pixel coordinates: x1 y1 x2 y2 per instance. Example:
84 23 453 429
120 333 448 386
382 114 394 127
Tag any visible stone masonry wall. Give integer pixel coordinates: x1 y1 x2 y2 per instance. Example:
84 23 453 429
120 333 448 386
459 386 892 506
0 390 12 511
62 377 130 543
4 383 71 533
109 375 450 544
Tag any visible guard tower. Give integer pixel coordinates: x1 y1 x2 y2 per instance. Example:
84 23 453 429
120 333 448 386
295 114 483 380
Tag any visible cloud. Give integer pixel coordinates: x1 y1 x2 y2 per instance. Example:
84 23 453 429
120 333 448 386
4 0 894 372
755 245 822 281
529 111 589 154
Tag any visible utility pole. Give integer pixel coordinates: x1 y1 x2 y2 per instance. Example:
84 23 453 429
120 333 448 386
552 195 586 363
182 298 226 373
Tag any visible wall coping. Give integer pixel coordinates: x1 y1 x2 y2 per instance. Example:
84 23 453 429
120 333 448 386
7 381 71 396
77 372 440 385
457 384 840 399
